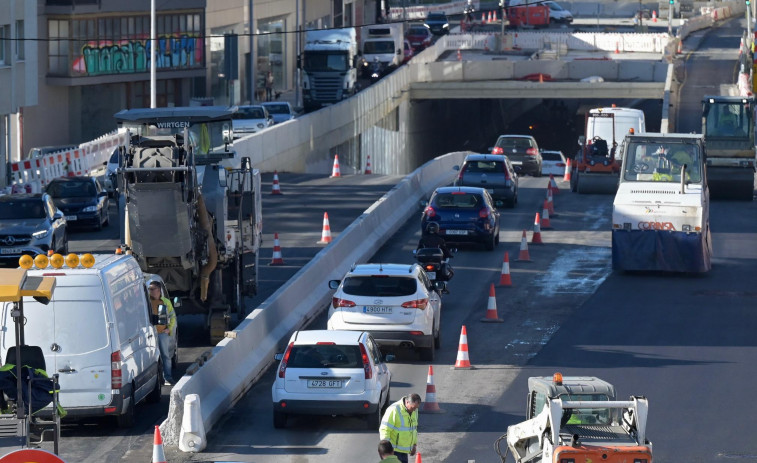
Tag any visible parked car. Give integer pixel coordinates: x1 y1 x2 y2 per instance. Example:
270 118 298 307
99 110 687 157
403 39 414 64
405 24 433 52
0 193 68 265
272 329 393 429
454 153 519 208
327 263 443 361
421 186 501 250
490 134 542 176
424 12 450 35
544 1 573 23
540 150 568 176
46 176 109 231
261 102 297 124
26 145 77 160
230 105 274 137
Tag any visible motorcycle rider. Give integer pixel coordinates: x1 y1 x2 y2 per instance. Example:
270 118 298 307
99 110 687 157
417 222 454 286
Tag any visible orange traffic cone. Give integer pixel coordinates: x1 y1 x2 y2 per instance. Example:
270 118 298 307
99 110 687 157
563 158 572 182
317 212 332 244
541 203 552 229
415 453 423 463
488 11 493 23
517 229 531 262
481 283 504 323
421 365 444 413
532 212 543 244
270 233 285 265
615 41 620 54
365 155 372 174
330 155 341 178
652 10 657 22
454 325 473 369
271 170 283 195
546 187 556 217
482 11 488 23
538 73 544 83
549 174 560 195
153 426 167 463
676 39 683 55
499 251 512 287
457 48 462 61
492 10 498 22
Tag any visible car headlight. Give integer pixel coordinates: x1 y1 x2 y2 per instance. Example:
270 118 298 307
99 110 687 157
83 205 98 212
257 123 264 128
443 24 449 28
32 229 49 239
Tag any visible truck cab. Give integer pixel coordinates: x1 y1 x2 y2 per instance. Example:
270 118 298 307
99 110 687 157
360 24 404 79
527 373 616 419
301 28 358 113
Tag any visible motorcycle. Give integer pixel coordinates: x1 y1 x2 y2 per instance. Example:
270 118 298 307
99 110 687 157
414 247 455 294
369 57 383 84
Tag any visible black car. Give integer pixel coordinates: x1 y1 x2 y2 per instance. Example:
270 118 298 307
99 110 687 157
421 186 501 250
454 154 519 208
0 193 68 264
490 135 542 177
46 177 110 231
424 12 449 36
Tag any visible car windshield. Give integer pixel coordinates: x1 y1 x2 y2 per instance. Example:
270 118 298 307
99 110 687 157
496 137 533 149
234 107 266 119
263 104 290 115
0 200 46 219
364 40 396 54
464 161 503 173
341 276 417 297
287 344 362 368
623 142 702 183
408 27 427 35
433 192 483 209
303 51 349 72
559 393 617 426
47 181 96 198
427 14 446 21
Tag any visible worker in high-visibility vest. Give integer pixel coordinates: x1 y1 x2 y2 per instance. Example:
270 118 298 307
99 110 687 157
379 394 421 463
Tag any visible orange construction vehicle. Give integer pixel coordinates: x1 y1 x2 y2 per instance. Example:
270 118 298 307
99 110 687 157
495 373 652 463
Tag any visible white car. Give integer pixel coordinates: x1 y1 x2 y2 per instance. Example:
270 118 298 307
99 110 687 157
540 150 568 176
327 263 442 361
272 329 392 429
230 105 274 137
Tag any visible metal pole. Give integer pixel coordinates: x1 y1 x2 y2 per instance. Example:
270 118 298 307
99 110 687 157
668 1 673 36
150 0 156 108
295 0 301 109
748 6 753 52
249 0 255 104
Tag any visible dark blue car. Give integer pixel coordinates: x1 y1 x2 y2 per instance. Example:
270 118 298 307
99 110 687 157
46 176 110 231
421 186 500 250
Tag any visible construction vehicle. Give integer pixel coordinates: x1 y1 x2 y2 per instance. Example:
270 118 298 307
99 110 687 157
301 28 359 113
114 107 262 343
571 106 646 194
612 132 712 272
496 373 653 463
701 95 755 200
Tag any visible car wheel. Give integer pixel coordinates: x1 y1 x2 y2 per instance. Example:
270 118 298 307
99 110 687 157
383 386 392 413
116 390 135 428
273 410 287 429
495 230 500 246
485 232 496 251
419 339 435 362
534 166 542 177
434 323 441 349
146 363 163 404
104 210 110 227
59 234 68 255
95 215 103 231
365 399 382 430
571 170 578 192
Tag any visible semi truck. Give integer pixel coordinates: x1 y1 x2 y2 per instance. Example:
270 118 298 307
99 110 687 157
114 107 263 343
496 373 653 463
360 23 404 79
571 106 646 194
301 28 359 113
701 95 755 200
612 132 712 273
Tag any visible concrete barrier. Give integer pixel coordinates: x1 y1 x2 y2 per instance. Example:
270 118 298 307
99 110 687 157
159 151 469 447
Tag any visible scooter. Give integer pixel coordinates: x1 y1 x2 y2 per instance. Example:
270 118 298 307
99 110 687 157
414 247 455 293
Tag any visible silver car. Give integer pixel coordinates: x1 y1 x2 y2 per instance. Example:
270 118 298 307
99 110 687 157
230 105 274 137
261 102 296 124
0 193 68 264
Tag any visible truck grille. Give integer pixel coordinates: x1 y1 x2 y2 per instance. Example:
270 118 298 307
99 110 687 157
312 76 343 101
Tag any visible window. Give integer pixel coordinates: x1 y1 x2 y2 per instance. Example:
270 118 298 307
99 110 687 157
48 19 70 75
0 25 10 65
15 20 23 60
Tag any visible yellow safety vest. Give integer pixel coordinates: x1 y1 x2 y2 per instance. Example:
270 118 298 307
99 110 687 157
379 398 418 454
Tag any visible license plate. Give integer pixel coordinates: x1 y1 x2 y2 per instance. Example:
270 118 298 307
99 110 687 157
307 379 342 388
511 160 523 166
426 271 436 280
446 230 468 235
0 247 21 255
65 215 77 221
364 306 392 314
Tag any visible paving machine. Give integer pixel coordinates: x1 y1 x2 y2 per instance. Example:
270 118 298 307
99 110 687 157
571 106 646 194
701 95 755 200
496 373 652 463
114 107 262 343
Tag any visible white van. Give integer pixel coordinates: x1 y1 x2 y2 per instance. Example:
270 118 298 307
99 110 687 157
0 254 162 427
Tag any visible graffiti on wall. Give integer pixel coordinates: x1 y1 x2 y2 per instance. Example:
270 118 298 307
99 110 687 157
72 34 204 75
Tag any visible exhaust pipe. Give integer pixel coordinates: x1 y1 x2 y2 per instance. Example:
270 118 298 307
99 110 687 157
197 194 218 301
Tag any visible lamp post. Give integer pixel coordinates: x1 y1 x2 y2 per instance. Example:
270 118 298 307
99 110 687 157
150 0 156 108
668 0 673 36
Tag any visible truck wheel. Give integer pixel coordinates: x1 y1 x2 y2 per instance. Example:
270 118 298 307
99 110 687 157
116 390 135 428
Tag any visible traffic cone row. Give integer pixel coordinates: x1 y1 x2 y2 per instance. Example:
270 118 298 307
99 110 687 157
270 233 285 265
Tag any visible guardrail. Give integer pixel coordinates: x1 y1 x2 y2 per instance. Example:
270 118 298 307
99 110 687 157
159 151 468 448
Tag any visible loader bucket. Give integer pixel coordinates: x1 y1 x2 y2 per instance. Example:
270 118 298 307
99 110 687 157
575 172 619 194
126 182 193 258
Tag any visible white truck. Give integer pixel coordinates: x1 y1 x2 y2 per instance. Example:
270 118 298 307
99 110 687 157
612 133 712 272
301 28 359 113
360 23 404 79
